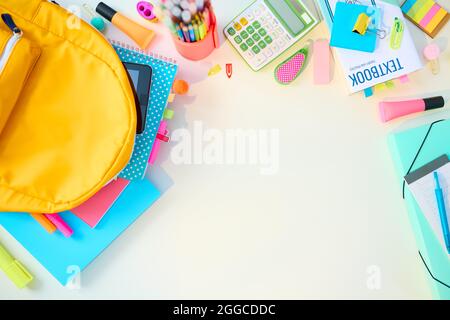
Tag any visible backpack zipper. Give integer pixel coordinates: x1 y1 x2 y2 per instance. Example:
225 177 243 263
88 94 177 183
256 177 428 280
0 14 22 75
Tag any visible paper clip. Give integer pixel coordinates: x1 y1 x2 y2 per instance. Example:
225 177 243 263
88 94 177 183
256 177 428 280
390 17 404 50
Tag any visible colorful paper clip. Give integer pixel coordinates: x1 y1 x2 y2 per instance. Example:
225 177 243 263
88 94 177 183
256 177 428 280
390 17 404 50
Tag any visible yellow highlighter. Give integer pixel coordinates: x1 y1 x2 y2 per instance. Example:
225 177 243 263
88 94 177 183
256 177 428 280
0 241 33 288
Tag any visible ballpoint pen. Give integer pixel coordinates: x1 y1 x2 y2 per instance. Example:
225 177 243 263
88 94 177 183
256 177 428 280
434 172 450 253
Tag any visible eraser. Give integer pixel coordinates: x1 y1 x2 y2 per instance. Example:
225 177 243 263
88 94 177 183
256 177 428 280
313 40 331 85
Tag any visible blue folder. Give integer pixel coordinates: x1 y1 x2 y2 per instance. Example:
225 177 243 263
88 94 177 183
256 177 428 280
0 178 160 285
389 119 450 299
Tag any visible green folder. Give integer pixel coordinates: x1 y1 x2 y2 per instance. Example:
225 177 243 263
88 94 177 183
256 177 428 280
388 119 450 299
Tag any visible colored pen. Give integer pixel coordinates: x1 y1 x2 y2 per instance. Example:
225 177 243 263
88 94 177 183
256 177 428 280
188 24 196 42
433 172 450 253
193 22 200 41
44 213 73 237
198 20 206 39
176 25 185 41
30 213 57 234
181 25 190 43
0 241 33 288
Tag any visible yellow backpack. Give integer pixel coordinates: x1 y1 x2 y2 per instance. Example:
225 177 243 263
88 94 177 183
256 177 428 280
0 0 136 213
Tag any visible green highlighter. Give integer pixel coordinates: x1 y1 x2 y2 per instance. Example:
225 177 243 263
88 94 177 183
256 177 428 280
0 242 33 288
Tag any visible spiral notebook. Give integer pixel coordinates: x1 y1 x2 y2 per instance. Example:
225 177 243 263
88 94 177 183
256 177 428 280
112 41 178 181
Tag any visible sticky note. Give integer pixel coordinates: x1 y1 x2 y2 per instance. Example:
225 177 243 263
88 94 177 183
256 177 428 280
364 87 373 98
402 0 450 38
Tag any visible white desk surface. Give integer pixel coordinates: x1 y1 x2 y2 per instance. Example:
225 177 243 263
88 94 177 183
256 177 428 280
2 0 450 299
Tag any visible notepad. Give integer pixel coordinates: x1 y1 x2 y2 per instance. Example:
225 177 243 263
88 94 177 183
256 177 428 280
401 0 450 38
0 178 160 285
330 2 377 53
405 155 450 256
113 41 178 181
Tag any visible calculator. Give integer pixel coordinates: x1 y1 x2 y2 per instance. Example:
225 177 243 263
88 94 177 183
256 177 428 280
224 0 318 71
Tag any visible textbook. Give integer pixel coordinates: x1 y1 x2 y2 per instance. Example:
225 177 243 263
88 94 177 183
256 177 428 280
317 0 422 94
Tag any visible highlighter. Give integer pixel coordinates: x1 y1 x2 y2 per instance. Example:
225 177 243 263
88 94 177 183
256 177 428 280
379 96 445 122
96 2 155 49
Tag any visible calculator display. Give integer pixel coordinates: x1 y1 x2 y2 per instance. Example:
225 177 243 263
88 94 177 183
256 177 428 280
265 0 308 36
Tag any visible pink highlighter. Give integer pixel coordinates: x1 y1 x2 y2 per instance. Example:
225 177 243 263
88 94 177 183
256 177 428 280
379 96 445 122
44 213 73 237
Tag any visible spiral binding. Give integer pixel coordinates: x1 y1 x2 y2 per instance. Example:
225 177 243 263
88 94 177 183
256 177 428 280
109 39 178 67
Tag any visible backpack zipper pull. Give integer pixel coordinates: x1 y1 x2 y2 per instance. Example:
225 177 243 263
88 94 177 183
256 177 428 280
1 14 22 35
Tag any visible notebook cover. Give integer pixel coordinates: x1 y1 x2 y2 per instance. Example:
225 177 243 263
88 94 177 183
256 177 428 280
0 178 160 286
113 42 178 180
388 119 450 299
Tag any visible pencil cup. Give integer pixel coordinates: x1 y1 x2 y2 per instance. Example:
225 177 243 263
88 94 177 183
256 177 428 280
172 17 219 60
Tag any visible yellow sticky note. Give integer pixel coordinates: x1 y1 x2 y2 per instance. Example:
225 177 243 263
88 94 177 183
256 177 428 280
208 64 222 77
167 93 175 103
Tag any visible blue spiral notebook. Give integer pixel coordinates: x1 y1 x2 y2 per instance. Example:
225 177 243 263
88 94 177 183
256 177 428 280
113 41 178 180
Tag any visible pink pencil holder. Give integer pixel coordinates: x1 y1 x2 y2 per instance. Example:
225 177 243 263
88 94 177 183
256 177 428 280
172 12 219 61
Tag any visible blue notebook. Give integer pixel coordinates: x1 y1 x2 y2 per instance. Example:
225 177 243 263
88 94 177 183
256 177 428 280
389 119 450 299
113 41 178 181
0 178 160 285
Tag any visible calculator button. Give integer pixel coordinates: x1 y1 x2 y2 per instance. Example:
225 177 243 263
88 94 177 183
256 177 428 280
234 23 242 31
258 28 267 36
252 21 261 29
271 43 279 52
260 16 267 23
254 8 262 16
245 51 255 59
252 45 261 54
247 26 255 34
264 35 273 44
258 41 267 49
241 31 249 39
263 23 273 31
265 48 273 57
240 43 248 51
245 13 254 21
227 27 236 36
277 39 286 47
234 35 242 44
246 38 255 47
252 33 261 41
240 17 249 26
275 27 283 35
252 53 267 67
301 13 312 24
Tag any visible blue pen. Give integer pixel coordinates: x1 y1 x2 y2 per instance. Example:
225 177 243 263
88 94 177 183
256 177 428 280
188 24 195 42
176 25 185 42
433 172 450 253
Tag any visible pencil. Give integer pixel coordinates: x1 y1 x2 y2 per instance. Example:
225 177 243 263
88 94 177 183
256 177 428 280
193 22 200 41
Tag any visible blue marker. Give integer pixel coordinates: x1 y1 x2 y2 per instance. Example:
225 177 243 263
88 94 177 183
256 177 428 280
433 172 450 253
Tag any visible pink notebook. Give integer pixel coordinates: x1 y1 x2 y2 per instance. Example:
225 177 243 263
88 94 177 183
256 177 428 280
71 178 129 228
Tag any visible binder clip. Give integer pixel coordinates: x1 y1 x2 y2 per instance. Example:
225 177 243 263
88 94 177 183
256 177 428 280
353 13 370 35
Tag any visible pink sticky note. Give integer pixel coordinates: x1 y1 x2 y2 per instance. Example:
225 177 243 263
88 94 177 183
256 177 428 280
71 178 129 228
399 75 409 83
314 40 332 85
149 121 168 165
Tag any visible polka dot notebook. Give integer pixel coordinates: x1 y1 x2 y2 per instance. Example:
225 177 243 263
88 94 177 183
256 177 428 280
112 41 178 180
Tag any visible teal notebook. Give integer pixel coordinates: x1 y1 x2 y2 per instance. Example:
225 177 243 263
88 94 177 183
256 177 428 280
389 119 450 299
0 178 160 285
113 41 178 181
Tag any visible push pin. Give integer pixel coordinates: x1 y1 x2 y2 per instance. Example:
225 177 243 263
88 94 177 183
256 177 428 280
423 43 441 75
82 3 105 32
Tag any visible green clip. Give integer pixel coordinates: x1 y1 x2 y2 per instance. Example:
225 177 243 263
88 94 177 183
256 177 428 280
390 17 404 50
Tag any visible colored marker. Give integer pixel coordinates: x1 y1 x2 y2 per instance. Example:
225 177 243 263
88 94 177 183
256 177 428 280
0 241 33 288
198 20 206 39
44 213 73 237
30 213 57 234
181 25 191 43
433 172 450 254
379 96 445 122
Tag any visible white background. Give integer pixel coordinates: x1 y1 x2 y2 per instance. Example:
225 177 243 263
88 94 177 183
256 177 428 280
2 0 450 299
